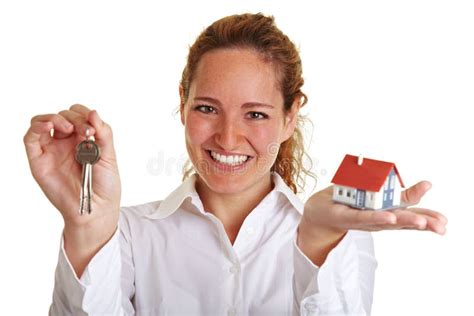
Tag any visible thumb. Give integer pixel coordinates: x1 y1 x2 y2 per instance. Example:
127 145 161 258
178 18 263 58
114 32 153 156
401 181 432 206
87 110 116 159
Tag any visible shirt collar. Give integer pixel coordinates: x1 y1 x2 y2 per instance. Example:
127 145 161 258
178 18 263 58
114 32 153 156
145 171 304 220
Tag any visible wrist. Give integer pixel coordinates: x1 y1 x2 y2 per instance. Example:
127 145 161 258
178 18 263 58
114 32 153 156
298 216 347 242
63 214 118 253
297 218 348 266
63 216 118 278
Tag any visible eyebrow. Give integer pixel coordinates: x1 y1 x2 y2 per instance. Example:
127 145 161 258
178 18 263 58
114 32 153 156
194 97 275 109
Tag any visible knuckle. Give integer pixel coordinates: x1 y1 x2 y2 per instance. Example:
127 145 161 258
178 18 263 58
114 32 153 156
30 114 43 124
70 103 84 110
103 122 113 135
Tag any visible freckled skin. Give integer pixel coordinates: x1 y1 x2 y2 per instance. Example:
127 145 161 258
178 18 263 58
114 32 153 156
180 48 298 202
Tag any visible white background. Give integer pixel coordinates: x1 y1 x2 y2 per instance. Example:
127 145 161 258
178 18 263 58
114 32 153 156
1 0 473 314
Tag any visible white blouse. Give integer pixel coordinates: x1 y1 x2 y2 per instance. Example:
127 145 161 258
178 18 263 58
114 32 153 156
49 172 376 316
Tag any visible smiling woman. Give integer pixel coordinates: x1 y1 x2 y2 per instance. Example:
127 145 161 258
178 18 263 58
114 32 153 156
23 11 447 316
179 14 316 196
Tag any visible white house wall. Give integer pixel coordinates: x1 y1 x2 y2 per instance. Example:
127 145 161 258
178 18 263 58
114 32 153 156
364 190 376 209
373 191 384 209
333 185 357 205
333 173 404 210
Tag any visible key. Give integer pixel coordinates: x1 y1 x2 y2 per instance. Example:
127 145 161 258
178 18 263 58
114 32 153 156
75 129 101 215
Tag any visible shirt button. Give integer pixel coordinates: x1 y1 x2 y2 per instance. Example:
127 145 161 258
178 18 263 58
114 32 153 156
304 302 319 314
229 265 239 274
227 307 237 316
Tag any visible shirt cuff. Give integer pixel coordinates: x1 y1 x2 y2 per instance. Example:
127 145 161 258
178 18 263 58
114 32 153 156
293 229 370 315
52 225 122 313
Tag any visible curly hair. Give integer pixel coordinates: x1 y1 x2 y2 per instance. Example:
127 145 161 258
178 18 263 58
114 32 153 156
179 12 317 194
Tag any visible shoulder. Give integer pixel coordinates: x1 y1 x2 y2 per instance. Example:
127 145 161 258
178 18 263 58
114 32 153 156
120 200 163 218
118 200 164 237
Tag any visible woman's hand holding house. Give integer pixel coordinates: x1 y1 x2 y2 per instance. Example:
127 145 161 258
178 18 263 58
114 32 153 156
296 180 447 266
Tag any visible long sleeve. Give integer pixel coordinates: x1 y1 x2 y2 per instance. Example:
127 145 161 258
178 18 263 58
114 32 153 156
49 212 136 315
292 230 377 316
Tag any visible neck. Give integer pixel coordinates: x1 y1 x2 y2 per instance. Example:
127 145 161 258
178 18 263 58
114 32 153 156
195 173 274 244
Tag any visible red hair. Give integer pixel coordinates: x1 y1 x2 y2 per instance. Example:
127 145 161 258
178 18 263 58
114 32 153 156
180 13 317 194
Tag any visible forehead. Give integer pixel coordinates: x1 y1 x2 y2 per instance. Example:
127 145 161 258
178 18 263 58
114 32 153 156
190 48 283 106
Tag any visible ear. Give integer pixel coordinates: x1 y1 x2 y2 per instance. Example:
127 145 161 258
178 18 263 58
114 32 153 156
281 99 301 142
179 85 186 126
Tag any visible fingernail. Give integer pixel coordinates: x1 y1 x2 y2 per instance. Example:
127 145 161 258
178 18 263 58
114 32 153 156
376 215 396 225
424 181 432 191
418 218 428 229
440 216 448 225
84 125 93 136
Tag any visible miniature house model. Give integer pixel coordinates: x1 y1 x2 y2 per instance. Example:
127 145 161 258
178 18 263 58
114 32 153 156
331 154 405 210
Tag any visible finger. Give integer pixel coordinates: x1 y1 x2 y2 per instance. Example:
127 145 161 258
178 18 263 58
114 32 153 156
367 212 446 234
69 103 92 116
391 209 428 229
409 208 448 225
334 206 397 230
421 214 447 235
30 113 75 131
401 181 432 205
58 110 96 137
87 110 116 157
24 114 74 159
24 121 52 159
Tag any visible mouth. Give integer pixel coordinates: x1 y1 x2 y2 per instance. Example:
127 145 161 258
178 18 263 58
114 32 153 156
205 150 254 170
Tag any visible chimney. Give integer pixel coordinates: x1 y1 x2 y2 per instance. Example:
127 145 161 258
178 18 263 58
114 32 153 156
358 154 364 166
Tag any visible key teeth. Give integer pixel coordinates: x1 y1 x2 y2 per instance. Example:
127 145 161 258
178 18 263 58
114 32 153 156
78 191 93 216
79 188 84 215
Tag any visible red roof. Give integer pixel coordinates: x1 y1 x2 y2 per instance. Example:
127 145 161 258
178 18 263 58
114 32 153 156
331 154 405 192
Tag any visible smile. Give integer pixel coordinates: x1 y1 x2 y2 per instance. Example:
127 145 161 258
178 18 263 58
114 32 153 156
207 150 253 167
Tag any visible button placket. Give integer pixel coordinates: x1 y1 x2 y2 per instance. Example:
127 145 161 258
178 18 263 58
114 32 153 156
229 264 240 274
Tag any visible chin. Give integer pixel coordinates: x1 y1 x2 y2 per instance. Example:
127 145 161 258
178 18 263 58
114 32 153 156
197 171 252 194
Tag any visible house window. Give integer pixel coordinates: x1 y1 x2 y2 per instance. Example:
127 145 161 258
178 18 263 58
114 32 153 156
347 191 351 198
390 191 393 200
390 176 395 189
384 192 387 201
338 188 343 196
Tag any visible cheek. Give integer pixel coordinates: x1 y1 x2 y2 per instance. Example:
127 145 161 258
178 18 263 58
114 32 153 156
249 126 282 155
185 115 213 145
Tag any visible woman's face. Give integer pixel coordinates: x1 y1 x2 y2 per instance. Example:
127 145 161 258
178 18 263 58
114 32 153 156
180 48 299 195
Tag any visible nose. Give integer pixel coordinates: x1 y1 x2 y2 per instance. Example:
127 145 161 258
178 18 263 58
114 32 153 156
214 116 245 151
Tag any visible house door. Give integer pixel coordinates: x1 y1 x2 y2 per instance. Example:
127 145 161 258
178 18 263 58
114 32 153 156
355 190 366 208
382 169 396 209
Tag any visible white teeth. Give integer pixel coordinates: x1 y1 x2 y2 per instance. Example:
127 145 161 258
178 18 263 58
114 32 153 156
210 151 249 166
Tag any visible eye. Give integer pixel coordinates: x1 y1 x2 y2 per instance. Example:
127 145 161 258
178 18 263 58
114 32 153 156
194 105 216 114
247 112 268 120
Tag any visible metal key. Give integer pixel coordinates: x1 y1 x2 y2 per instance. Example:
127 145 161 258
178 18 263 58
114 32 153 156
75 129 101 215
